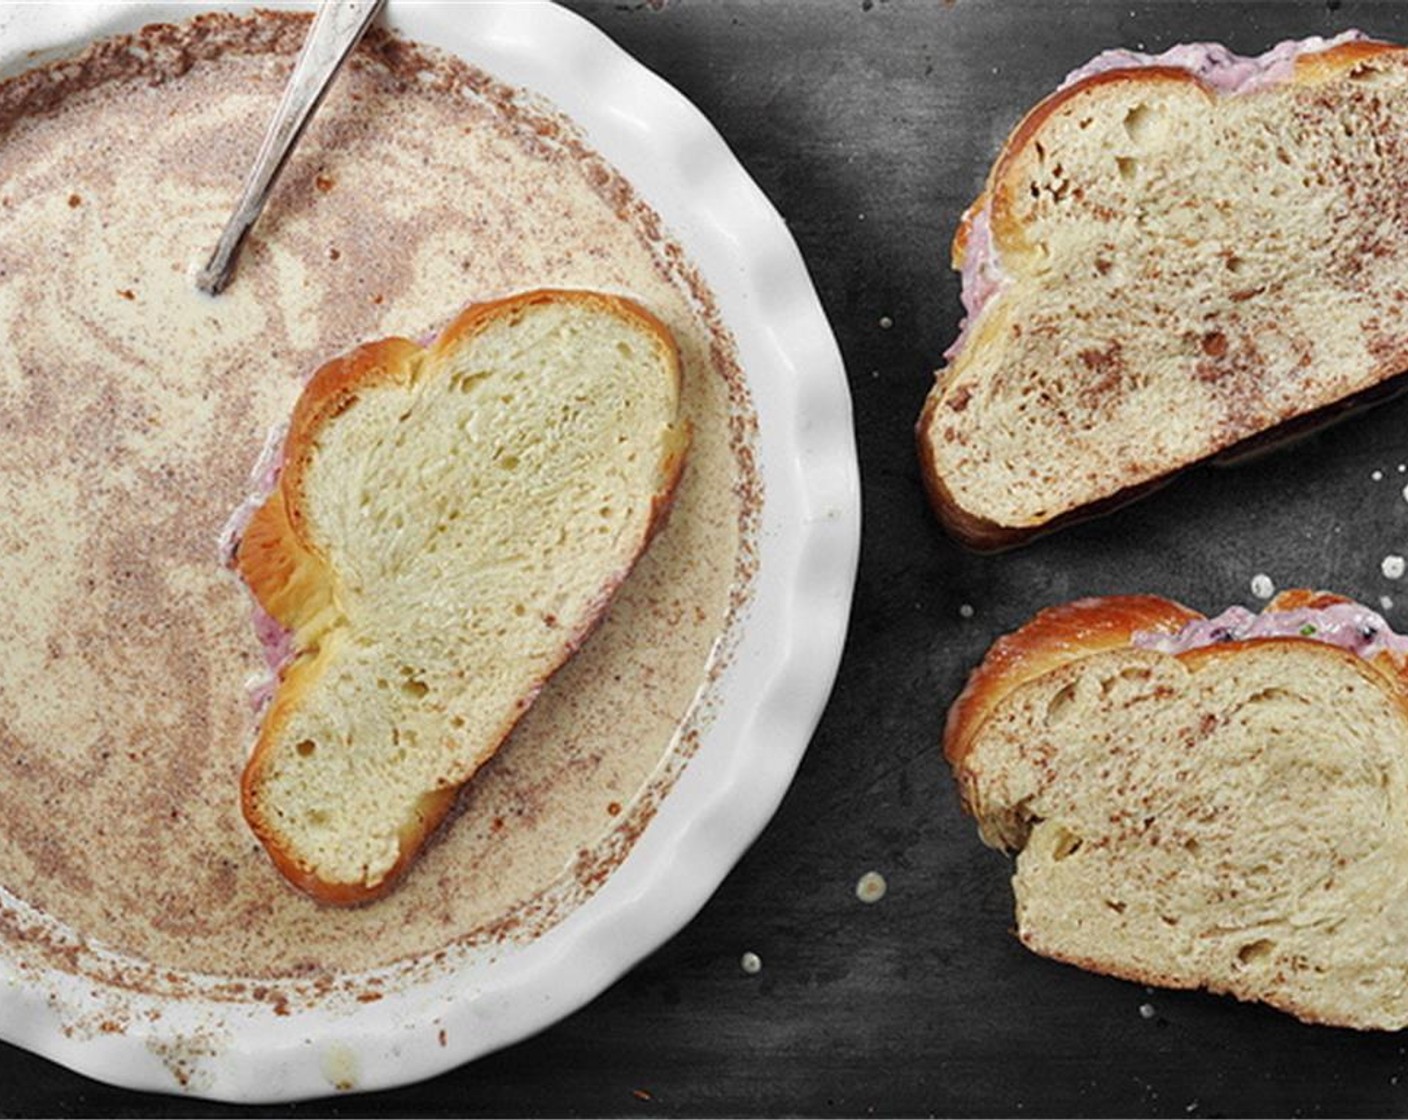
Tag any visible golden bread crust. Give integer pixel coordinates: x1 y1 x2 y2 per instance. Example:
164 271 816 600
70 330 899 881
986 68 1205 256
943 595 1200 772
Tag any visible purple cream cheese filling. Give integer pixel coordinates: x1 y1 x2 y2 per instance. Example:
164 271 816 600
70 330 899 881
1133 601 1408 661
1058 30 1369 95
219 418 294 710
947 31 1372 355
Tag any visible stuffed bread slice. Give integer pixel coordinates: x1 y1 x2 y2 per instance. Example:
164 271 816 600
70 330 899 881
918 33 1408 550
232 289 689 905
946 588 1408 1029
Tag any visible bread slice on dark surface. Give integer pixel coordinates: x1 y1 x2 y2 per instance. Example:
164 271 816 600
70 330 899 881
918 36 1408 550
946 589 1408 1029
232 289 689 905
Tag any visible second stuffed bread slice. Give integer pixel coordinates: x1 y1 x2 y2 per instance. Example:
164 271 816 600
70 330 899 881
918 34 1408 550
234 290 689 905
946 589 1408 1028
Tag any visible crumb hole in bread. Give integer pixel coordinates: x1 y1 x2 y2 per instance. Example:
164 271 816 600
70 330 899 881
616 341 635 360
1224 254 1246 274
1122 102 1158 144
1183 837 1201 856
497 453 520 470
1349 60 1389 84
295 739 317 758
1104 899 1126 915
1237 939 1276 966
1159 914 1179 927
1045 681 1078 726
1051 827 1083 862
1247 686 1297 705
401 677 429 700
1100 666 1150 697
1116 156 1137 182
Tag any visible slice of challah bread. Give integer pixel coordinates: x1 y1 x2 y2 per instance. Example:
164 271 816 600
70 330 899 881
946 590 1408 1028
232 290 688 904
918 34 1408 550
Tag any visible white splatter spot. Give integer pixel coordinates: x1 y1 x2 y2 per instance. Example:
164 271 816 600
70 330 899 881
1383 595 1396 612
320 1043 359 1092
1399 464 1406 474
856 871 887 904
1139 1002 1156 1019
958 603 975 619
1250 573 1275 600
1384 556 1406 581
1373 470 1385 482
740 951 761 975
878 315 893 329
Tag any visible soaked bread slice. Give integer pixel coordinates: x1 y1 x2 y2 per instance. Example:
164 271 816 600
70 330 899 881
946 592 1408 1028
918 37 1408 550
233 290 688 904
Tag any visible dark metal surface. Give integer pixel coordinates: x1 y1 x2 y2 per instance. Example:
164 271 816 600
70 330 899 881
11 0 1408 1115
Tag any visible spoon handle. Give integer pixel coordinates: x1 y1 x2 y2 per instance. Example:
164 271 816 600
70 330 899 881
195 0 385 295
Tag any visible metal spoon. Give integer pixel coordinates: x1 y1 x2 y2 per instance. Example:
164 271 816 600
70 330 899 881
194 0 385 295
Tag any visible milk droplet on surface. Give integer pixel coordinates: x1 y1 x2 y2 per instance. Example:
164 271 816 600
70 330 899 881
1383 556 1406 581
856 871 887 904
958 603 975 619
740 951 761 974
1250 573 1275 600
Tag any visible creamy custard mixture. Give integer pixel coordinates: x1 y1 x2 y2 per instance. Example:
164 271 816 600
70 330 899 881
0 14 754 991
